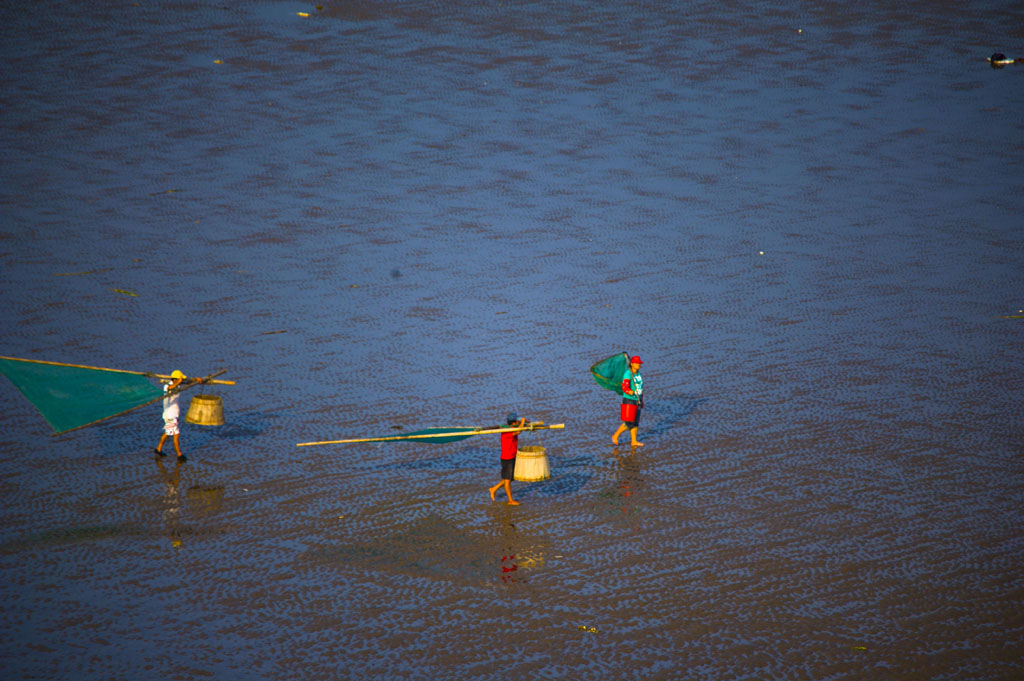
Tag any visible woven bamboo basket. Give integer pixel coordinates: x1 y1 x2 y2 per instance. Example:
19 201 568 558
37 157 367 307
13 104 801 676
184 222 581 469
185 394 224 426
514 445 550 482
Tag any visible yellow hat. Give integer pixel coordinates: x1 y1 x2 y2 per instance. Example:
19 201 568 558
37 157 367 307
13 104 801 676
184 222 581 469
171 370 186 379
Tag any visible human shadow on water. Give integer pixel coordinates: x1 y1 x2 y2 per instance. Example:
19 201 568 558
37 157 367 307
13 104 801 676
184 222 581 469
516 471 592 498
163 409 277 460
368 443 491 472
209 410 276 441
641 393 706 438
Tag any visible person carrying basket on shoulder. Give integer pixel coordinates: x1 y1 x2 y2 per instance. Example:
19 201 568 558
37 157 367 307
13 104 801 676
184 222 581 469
489 412 530 505
154 370 203 462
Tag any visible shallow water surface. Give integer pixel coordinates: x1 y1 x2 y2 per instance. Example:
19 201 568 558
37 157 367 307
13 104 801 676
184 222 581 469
1 1 1022 679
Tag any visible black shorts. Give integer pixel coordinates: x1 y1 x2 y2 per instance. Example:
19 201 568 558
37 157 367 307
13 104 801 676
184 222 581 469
500 457 516 480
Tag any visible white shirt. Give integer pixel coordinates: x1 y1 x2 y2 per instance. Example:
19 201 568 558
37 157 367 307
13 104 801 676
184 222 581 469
162 384 181 420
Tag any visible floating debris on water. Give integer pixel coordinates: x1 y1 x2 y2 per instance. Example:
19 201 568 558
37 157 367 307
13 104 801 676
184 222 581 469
147 188 184 196
260 329 288 335
53 268 113 277
112 288 138 297
186 486 224 512
988 53 1018 68
577 625 599 634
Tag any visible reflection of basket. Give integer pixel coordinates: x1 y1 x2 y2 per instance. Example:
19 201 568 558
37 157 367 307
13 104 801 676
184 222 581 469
514 445 550 482
186 485 225 513
185 394 224 426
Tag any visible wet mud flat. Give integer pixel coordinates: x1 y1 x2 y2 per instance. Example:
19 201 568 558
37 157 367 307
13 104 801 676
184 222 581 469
1 1 1022 679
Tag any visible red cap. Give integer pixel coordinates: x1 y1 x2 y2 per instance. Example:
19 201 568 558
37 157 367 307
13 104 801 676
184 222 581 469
630 355 643 364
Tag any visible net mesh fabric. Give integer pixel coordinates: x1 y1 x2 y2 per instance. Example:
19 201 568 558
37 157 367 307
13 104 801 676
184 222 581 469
590 352 629 395
0 358 163 434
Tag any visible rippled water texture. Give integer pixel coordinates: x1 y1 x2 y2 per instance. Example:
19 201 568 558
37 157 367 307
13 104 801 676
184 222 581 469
1 1 1022 679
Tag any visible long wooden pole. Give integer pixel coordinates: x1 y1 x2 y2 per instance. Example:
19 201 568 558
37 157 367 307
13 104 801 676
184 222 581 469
0 356 236 385
296 423 565 447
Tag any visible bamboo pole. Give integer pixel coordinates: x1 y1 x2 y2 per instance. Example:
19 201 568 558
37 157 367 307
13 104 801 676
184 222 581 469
0 356 236 385
296 423 565 447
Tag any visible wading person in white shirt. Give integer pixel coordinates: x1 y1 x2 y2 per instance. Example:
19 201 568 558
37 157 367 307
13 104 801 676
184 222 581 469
154 370 202 462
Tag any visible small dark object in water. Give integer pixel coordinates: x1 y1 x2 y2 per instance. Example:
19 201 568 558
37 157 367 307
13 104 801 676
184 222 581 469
988 53 1014 68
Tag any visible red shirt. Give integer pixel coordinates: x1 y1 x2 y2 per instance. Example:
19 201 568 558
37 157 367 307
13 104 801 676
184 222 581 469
500 431 519 459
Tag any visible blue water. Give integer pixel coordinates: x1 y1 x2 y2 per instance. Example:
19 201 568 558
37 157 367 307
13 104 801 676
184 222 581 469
1 1 1022 679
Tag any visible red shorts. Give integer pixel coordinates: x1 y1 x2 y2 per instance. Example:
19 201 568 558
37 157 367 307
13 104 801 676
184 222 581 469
620 400 641 426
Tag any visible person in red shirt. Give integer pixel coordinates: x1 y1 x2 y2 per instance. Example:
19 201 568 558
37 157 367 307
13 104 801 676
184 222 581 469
489 412 528 505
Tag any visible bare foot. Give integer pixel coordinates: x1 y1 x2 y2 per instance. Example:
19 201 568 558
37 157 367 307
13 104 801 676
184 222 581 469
612 435 620 444
508 500 520 506
631 442 644 447
489 487 496 501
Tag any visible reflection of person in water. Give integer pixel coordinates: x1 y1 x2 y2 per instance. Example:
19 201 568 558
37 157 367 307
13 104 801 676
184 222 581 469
155 456 183 535
609 447 645 529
